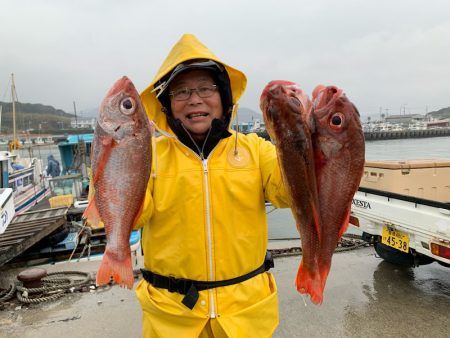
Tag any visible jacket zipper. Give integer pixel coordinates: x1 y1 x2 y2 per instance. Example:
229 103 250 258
172 128 217 318
202 158 216 318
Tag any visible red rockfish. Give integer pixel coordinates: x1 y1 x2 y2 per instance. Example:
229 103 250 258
83 76 152 289
260 80 323 304
310 85 365 297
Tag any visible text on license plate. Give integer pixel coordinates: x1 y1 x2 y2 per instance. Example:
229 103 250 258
381 226 410 253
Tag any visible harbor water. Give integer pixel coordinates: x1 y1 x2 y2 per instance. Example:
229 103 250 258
2 136 449 239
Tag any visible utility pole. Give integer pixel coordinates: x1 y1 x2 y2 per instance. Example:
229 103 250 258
11 73 17 150
73 101 78 128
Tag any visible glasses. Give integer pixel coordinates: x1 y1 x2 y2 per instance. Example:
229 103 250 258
169 84 218 101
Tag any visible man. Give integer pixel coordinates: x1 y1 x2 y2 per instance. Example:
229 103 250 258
47 154 61 177
135 34 289 337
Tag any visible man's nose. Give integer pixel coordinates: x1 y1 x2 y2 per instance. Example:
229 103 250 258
187 90 203 103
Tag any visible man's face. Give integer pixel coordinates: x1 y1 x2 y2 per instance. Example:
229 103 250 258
170 69 223 142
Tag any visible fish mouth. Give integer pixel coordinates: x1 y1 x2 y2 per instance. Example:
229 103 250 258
287 96 302 113
265 95 302 118
186 112 209 119
265 85 303 115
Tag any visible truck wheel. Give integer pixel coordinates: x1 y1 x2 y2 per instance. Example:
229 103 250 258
374 242 415 266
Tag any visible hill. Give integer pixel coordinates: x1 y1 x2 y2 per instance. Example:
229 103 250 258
0 101 74 133
427 107 450 120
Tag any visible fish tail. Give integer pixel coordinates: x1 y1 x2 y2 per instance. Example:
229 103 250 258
96 248 134 289
295 262 323 304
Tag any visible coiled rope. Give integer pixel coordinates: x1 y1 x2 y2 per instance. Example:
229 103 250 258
0 271 92 305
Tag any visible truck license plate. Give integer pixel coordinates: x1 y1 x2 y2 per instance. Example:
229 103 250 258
381 226 410 253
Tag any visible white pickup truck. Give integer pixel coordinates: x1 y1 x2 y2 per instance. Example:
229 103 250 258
350 160 450 267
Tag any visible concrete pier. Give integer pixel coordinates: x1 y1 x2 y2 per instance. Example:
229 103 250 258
1 244 449 338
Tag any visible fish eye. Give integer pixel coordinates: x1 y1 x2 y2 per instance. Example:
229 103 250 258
120 97 136 115
329 112 344 130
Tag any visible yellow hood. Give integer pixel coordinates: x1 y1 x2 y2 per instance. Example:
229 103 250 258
140 33 247 132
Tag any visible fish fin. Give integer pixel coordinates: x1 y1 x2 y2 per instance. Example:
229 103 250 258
82 197 103 228
96 248 134 289
337 207 351 239
92 136 114 184
130 199 146 230
295 261 323 305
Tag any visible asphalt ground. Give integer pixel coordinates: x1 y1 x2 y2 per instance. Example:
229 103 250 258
1 244 449 338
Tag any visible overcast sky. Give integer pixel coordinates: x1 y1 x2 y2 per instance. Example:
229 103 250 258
1 0 449 121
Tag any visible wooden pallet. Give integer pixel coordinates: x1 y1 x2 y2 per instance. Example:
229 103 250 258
0 207 68 266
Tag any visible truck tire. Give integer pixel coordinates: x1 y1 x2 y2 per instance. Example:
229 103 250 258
374 242 415 266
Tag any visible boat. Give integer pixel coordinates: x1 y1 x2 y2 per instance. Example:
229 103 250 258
0 151 51 214
0 188 15 235
22 138 33 146
56 134 92 196
34 137 45 145
57 133 93 175
0 74 52 214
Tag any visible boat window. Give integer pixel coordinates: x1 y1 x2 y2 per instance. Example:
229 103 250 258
22 173 34 187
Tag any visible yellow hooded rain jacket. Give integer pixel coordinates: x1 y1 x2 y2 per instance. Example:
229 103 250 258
135 33 289 337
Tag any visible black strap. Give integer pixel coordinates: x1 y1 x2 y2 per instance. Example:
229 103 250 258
141 251 274 309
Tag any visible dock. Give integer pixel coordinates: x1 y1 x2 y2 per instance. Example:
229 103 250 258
0 207 68 267
1 246 449 338
249 128 450 142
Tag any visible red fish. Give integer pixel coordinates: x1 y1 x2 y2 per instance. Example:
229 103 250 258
83 76 152 289
260 80 323 304
310 85 365 294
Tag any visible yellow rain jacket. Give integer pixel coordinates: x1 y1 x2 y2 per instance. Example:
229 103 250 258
135 33 289 337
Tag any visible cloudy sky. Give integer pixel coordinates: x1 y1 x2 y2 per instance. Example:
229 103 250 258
1 0 449 121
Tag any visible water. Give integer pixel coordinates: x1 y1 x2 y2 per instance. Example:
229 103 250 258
365 136 450 161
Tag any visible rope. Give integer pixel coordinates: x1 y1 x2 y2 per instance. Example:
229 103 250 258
0 283 16 302
0 271 93 305
270 235 370 258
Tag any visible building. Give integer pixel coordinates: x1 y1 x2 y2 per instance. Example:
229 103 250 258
426 119 450 128
231 119 266 133
384 114 425 126
70 118 96 129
